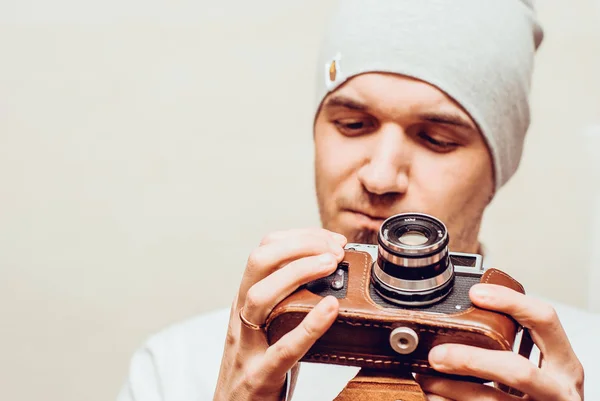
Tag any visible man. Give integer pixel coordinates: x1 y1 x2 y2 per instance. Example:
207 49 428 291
117 1 597 400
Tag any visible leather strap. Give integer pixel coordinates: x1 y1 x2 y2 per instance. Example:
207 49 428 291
496 327 536 397
518 327 535 362
333 368 427 401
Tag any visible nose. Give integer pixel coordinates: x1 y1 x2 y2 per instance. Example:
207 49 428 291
357 124 410 195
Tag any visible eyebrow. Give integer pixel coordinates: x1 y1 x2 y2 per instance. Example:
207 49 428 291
417 111 477 132
323 95 369 111
324 95 477 132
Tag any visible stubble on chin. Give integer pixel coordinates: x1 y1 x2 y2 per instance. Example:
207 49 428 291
316 191 386 246
350 228 379 245
318 209 379 245
317 198 384 246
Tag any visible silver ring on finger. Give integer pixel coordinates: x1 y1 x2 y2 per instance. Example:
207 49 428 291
239 307 267 331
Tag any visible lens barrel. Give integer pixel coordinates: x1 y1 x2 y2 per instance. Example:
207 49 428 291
372 213 455 306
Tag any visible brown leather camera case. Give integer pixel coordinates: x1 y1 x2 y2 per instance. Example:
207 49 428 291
265 250 526 381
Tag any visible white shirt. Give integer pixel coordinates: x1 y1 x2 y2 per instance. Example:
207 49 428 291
116 252 600 400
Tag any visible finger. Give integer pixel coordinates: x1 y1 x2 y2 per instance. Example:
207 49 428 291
428 343 563 400
417 374 515 401
469 283 576 366
259 295 339 379
241 252 339 329
239 233 346 301
425 394 455 401
258 228 347 247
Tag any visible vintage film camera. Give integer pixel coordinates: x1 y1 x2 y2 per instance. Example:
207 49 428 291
265 213 529 383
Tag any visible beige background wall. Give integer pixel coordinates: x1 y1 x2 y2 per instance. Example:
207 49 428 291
0 1 599 401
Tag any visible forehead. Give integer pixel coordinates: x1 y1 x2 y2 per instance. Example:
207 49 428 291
324 72 475 122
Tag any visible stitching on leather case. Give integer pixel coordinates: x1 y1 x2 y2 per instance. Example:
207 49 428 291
483 269 525 293
334 319 438 334
306 353 430 369
360 253 388 310
359 253 369 299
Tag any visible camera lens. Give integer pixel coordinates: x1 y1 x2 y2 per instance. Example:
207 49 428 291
398 231 428 246
372 213 454 306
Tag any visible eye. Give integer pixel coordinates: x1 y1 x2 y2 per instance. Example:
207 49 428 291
418 131 459 152
333 117 378 136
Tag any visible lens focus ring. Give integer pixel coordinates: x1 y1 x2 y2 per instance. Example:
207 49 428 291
379 213 448 257
373 213 453 306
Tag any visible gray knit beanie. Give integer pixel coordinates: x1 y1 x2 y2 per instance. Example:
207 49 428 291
315 0 544 191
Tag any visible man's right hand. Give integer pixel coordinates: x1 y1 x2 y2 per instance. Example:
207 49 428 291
213 228 347 401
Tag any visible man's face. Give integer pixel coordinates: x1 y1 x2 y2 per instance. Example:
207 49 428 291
314 73 494 253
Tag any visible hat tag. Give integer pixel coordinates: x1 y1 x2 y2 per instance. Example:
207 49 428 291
325 52 343 90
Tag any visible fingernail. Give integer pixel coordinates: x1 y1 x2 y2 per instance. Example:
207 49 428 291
425 395 448 401
320 295 339 314
329 244 344 258
471 284 490 301
429 345 448 368
318 253 335 266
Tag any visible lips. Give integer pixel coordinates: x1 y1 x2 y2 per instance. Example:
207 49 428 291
344 209 388 231
347 207 391 220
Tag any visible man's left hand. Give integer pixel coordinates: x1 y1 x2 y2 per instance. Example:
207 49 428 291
415 283 585 400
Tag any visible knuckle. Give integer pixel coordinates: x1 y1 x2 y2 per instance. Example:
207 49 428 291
225 324 238 347
241 359 284 396
300 318 321 339
535 305 558 326
512 364 537 387
563 386 582 401
259 231 280 246
246 248 265 271
301 233 329 249
271 341 294 365
244 286 266 310
241 369 261 394
233 353 246 372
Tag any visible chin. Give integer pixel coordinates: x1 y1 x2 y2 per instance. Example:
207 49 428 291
339 210 386 241
350 228 379 245
328 219 380 245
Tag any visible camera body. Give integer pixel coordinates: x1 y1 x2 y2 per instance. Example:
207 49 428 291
265 213 526 382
